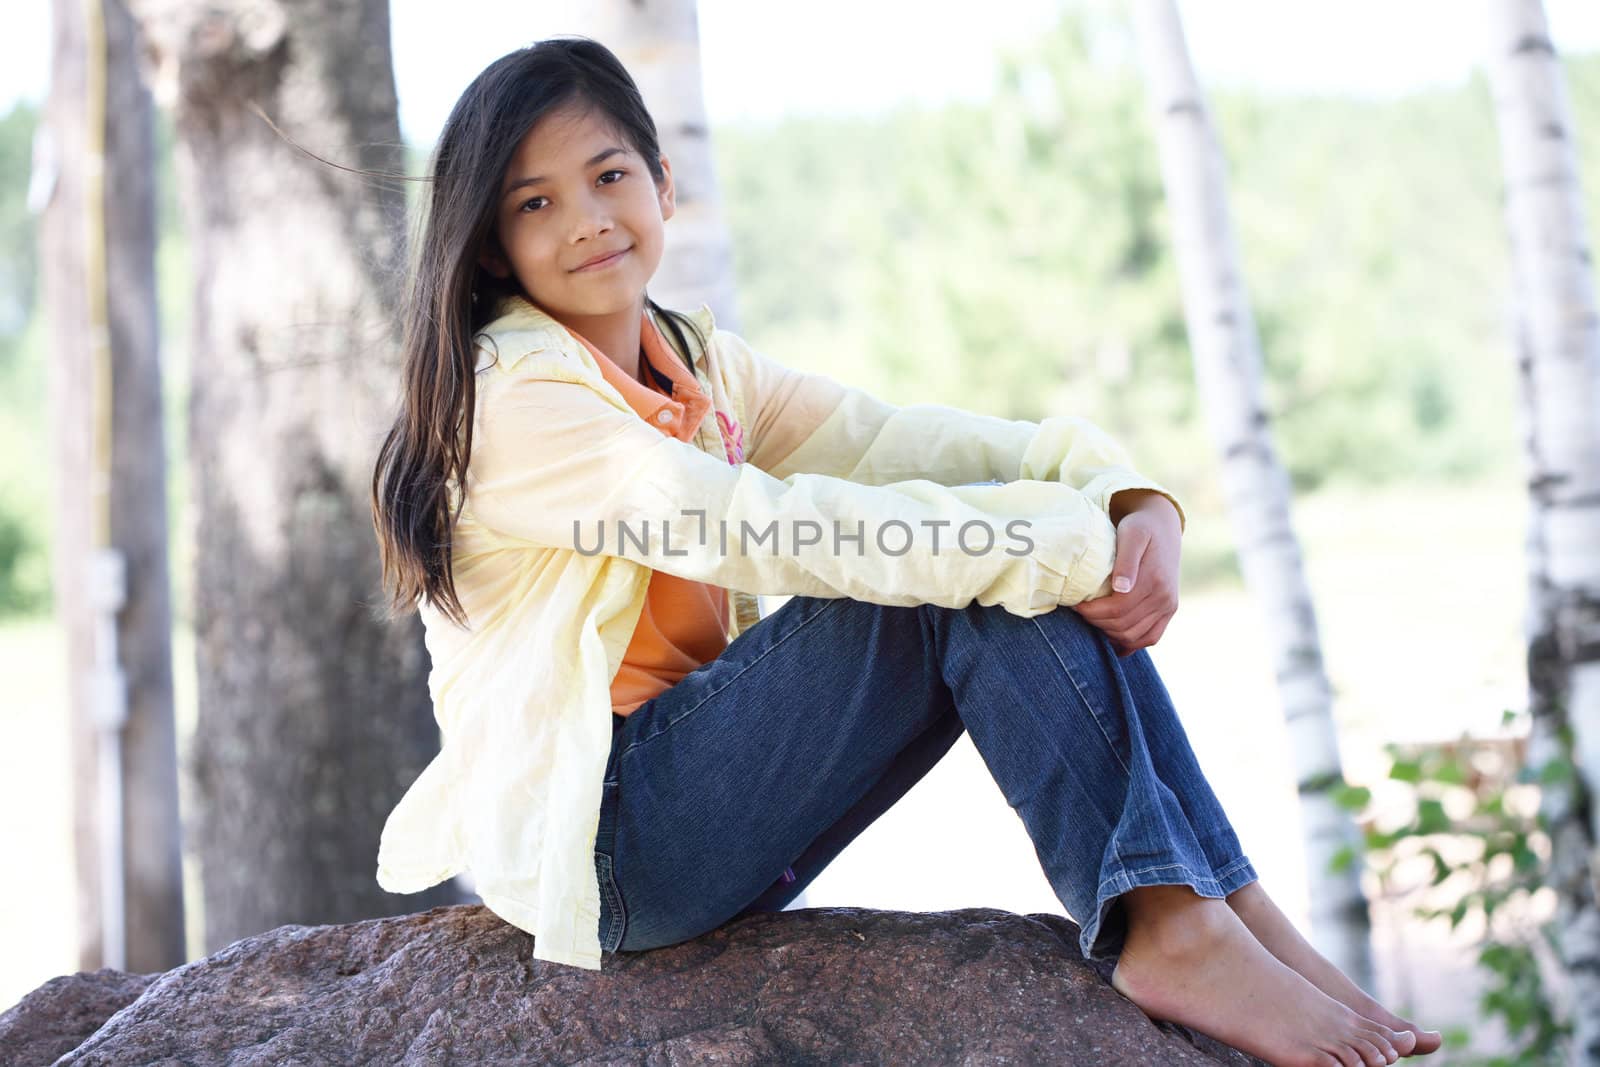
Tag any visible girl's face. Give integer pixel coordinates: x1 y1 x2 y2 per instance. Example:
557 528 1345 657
479 100 675 323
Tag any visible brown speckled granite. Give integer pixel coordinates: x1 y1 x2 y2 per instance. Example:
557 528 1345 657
16 905 1268 1065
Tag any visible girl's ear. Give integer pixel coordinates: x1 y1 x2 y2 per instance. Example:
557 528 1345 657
478 248 511 279
657 153 676 222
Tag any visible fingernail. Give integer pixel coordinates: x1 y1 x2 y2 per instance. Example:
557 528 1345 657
1113 576 1132 593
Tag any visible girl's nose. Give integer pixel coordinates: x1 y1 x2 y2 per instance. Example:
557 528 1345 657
569 203 613 243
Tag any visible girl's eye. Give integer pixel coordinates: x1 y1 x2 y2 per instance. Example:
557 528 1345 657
516 171 624 214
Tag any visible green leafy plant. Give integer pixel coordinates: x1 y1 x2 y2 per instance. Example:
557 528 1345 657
0 500 47 617
1331 709 1571 1065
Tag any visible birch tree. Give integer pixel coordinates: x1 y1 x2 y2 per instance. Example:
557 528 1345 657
575 0 741 332
571 4 768 636
1484 1 1600 1059
128 0 457 950
1130 0 1375 989
40 0 184 972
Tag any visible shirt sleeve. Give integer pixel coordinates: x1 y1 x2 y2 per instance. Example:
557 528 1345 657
466 361 1124 613
716 329 1187 534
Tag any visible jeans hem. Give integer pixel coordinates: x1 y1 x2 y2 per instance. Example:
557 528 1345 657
1079 854 1260 961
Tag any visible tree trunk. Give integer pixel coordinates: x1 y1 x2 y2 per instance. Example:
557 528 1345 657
41 0 185 973
578 0 741 331
1484 2 1600 1060
1130 0 1375 990
128 0 455 951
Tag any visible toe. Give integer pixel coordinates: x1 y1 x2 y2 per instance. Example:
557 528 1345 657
1327 1043 1362 1067
1349 1035 1387 1067
1387 1015 1441 1055
1412 1029 1443 1055
1361 1026 1399 1063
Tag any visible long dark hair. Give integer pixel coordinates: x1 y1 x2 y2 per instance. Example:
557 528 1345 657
371 37 706 628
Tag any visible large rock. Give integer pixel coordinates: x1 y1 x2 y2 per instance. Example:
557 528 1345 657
0 969 157 1067
12 905 1268 1065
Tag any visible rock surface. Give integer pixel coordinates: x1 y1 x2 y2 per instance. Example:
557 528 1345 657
0 968 157 1067
11 905 1270 1065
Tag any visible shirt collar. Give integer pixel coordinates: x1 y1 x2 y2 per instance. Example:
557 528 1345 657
473 296 711 443
472 295 715 375
575 313 710 443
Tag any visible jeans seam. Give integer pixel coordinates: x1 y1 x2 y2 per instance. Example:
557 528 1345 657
1210 854 1256 882
1030 617 1132 777
617 596 846 763
1096 855 1255 898
597 851 626 952
1099 862 1208 895
1027 612 1133 879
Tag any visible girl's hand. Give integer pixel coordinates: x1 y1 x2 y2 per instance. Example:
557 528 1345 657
1070 496 1182 658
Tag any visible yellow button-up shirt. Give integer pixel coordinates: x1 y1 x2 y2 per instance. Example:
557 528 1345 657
375 294 1186 970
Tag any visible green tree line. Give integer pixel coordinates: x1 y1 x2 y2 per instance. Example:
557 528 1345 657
2 18 1596 617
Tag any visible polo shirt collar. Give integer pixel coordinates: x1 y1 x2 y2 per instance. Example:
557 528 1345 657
572 312 711 443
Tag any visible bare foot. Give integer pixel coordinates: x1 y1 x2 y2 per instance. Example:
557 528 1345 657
1110 884 1407 1067
1227 882 1442 1057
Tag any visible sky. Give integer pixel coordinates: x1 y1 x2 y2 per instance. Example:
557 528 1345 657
3 0 1599 145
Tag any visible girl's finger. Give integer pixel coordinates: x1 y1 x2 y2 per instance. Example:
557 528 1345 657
1110 524 1148 595
1120 611 1165 649
1074 581 1160 629
1070 606 1129 647
1112 522 1149 576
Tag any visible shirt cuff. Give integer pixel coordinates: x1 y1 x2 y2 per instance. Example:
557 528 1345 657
1087 471 1187 535
1059 509 1120 605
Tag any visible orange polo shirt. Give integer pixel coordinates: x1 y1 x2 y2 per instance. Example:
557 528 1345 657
566 311 733 717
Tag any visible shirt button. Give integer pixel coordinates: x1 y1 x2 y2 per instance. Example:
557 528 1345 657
656 410 674 425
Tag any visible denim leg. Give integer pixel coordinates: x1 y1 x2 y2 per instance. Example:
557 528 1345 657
597 594 962 953
733 707 968 916
594 593 1256 961
920 599 1259 959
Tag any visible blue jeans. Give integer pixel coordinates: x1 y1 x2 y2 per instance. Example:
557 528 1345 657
593 593 1258 962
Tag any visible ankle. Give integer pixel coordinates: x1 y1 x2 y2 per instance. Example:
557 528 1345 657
1123 886 1236 960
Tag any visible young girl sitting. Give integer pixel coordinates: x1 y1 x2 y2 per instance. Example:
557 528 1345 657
369 36 1439 1067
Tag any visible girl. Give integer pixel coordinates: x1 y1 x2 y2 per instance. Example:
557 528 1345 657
370 37 1438 1067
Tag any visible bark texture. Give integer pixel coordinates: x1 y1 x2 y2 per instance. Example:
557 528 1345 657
17 906 1267 1066
1131 0 1375 988
41 0 184 973
1485 2 1600 1061
127 0 454 952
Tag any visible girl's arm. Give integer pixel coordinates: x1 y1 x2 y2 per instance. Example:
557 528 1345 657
717 329 1186 535
468 366 1124 614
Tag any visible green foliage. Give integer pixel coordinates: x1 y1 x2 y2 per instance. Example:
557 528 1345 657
4 13 1600 612
717 12 1600 526
1336 713 1571 1064
0 501 46 614
0 102 37 341
0 100 188 621
0 102 47 617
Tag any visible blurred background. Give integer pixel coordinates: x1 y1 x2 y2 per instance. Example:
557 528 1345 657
4 0 1599 1062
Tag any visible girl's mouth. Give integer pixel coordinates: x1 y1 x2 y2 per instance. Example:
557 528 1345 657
572 247 631 273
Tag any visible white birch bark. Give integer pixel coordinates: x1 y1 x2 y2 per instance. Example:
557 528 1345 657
1131 0 1375 989
571 0 741 331
1484 1 1600 1059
